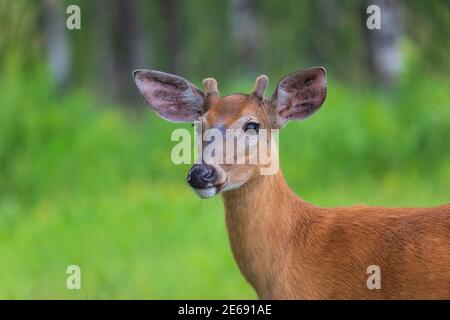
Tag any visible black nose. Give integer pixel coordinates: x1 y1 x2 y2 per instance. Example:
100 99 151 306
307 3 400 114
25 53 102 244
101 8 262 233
187 164 217 189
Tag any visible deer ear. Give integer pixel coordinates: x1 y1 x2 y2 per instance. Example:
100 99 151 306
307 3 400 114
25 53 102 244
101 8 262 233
133 69 205 122
271 67 327 127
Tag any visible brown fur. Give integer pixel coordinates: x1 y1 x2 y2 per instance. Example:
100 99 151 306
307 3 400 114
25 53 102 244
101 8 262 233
133 68 450 299
223 170 450 299
205 94 450 300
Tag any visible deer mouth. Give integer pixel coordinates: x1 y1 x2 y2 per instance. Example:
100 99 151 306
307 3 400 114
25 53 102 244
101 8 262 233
187 164 228 198
192 177 229 198
193 186 218 198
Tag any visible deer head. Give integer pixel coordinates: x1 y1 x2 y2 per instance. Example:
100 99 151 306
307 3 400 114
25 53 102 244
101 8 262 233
133 67 327 198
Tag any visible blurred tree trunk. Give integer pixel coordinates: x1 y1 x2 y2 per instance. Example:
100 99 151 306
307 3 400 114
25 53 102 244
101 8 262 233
230 0 262 74
93 0 115 99
93 0 145 107
364 0 403 86
40 0 71 91
312 0 339 63
114 0 145 102
159 0 181 73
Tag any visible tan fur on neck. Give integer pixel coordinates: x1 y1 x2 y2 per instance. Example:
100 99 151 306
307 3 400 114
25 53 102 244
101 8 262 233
223 170 450 299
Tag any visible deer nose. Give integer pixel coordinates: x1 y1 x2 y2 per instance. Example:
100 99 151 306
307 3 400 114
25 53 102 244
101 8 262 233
187 164 217 189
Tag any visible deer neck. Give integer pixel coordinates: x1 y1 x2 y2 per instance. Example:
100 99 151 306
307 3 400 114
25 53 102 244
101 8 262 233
222 169 316 297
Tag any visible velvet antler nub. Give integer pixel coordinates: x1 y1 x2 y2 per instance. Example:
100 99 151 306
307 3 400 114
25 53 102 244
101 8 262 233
203 78 220 97
253 75 269 99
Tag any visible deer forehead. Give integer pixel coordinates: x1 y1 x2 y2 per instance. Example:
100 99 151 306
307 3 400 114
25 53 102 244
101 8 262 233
203 94 267 128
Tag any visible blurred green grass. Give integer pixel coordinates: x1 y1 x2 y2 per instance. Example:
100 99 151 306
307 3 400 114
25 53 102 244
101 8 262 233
0 63 449 299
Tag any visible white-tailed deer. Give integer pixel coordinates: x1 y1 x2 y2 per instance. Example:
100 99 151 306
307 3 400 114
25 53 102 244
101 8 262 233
133 67 450 299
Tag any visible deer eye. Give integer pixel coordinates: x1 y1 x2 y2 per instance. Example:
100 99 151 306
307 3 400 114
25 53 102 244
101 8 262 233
244 122 260 133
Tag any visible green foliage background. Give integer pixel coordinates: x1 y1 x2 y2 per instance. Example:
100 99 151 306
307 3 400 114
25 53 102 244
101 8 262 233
0 0 448 299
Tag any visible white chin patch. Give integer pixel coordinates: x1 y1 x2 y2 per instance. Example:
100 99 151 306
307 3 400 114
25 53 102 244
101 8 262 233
220 181 245 193
193 187 218 198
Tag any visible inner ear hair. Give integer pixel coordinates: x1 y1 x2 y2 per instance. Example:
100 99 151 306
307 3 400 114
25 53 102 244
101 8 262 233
252 75 269 99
